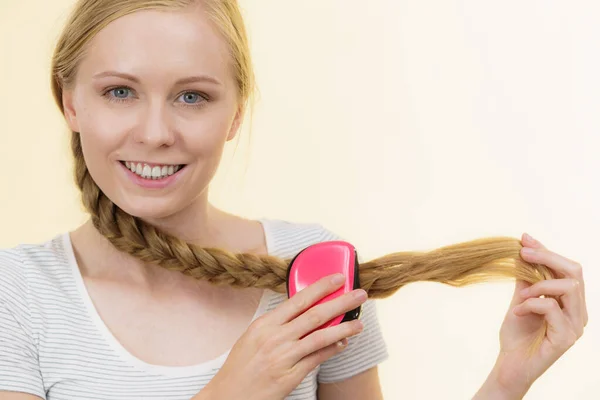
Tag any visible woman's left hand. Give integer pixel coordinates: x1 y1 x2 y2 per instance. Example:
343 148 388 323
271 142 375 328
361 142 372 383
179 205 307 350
479 233 588 398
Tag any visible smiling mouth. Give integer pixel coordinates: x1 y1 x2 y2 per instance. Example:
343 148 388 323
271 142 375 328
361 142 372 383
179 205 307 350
120 161 186 180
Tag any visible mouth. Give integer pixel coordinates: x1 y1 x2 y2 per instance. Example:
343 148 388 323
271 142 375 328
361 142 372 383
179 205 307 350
120 161 186 180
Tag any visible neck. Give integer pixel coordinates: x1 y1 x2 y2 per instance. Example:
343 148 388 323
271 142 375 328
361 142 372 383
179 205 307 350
144 198 223 246
71 196 235 285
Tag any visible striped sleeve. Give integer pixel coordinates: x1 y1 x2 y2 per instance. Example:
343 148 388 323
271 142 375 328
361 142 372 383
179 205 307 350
0 248 45 399
316 227 389 383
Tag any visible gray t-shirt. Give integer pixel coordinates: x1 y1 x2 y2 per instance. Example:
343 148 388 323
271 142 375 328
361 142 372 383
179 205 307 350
0 218 388 399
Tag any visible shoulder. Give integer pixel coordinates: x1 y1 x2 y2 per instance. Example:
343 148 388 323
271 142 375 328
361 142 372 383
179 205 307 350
0 246 27 304
0 234 72 304
260 218 345 258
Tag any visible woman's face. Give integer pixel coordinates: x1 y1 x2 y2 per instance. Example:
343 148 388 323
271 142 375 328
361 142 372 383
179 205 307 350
62 5 242 219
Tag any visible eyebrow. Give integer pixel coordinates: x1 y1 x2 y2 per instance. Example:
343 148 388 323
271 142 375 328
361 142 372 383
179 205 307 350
92 71 222 86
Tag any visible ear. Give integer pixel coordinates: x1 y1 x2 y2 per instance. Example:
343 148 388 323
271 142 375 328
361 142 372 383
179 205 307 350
226 105 245 142
62 89 80 132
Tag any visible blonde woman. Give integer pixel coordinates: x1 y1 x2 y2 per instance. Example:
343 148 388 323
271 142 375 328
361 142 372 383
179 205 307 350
0 1 587 399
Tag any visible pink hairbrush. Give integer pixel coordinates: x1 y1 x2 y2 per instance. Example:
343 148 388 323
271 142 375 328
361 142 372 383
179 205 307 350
286 241 362 333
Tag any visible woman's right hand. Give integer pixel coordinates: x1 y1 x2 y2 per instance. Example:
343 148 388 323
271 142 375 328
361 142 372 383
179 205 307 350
200 273 368 400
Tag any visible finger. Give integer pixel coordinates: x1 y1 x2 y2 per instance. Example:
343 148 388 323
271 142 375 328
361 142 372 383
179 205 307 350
513 297 578 350
521 233 587 327
520 247 584 284
267 274 346 325
522 233 581 268
284 289 367 339
521 278 584 336
292 323 361 378
292 340 347 380
522 233 547 250
289 319 363 364
519 246 587 326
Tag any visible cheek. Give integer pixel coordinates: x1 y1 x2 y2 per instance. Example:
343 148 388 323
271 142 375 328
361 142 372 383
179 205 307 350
77 103 134 159
181 108 236 156
79 129 114 190
77 107 132 192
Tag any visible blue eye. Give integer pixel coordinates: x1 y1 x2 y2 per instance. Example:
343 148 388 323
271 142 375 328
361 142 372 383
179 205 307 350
177 92 209 109
180 92 202 104
183 93 198 103
103 86 134 104
111 87 130 99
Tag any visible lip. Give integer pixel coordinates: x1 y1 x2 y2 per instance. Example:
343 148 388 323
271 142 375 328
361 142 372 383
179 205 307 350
119 161 187 189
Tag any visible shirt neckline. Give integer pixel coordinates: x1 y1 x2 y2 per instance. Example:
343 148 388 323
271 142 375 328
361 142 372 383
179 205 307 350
62 217 275 377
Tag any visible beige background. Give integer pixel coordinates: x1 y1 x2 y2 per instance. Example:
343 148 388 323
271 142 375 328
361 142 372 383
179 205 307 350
1 1 598 398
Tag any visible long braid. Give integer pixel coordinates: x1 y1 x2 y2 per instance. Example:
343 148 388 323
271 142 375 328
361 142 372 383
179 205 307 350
72 133 553 353
72 133 554 299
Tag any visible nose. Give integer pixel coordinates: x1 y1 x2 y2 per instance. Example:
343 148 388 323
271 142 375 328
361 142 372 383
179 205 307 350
133 99 176 147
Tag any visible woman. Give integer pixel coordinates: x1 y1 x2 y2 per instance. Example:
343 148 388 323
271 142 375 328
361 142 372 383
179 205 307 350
0 1 587 399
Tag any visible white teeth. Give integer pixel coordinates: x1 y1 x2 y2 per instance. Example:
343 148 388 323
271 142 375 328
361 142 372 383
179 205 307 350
124 162 182 180
141 165 151 178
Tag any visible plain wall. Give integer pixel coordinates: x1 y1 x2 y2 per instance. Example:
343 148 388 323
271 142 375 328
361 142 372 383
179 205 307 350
1 1 598 398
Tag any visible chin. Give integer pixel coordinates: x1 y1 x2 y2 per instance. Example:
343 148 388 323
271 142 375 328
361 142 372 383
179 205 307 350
111 195 188 221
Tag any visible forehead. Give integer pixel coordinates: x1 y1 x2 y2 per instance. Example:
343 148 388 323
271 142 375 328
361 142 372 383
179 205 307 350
77 7 233 84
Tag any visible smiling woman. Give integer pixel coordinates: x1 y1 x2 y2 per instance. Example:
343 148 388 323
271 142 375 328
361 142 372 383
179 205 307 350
0 0 590 400
0 1 388 399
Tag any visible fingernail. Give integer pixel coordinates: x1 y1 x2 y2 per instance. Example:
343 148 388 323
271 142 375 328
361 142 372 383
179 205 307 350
337 338 348 348
331 274 345 285
356 320 364 331
524 233 534 242
522 247 535 255
354 289 367 300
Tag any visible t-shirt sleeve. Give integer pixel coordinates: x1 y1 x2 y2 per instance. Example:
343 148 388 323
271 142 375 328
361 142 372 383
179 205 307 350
0 248 46 399
315 226 389 383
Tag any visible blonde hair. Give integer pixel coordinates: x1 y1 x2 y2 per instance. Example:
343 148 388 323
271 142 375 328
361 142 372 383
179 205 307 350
51 0 554 355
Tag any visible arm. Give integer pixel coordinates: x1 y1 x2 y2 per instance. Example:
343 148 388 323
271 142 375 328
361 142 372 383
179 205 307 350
473 382 522 400
472 368 524 400
0 303 45 400
0 394 43 400
317 367 384 400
